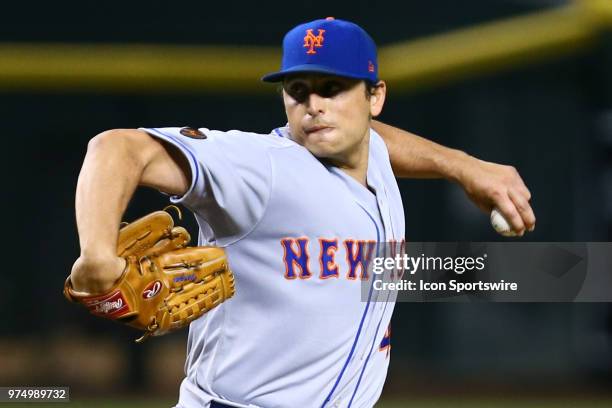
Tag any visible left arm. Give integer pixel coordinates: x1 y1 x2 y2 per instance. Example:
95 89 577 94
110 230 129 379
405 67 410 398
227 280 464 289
372 120 536 236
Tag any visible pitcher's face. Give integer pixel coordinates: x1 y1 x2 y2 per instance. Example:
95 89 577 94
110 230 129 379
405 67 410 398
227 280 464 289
283 74 385 164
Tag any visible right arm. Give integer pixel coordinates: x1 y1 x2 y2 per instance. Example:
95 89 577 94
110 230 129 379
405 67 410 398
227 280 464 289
372 120 535 235
70 129 191 294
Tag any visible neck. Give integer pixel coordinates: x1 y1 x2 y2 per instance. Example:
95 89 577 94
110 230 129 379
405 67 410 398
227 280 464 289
325 131 370 187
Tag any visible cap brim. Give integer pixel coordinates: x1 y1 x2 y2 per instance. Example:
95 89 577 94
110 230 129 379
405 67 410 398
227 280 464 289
261 64 374 83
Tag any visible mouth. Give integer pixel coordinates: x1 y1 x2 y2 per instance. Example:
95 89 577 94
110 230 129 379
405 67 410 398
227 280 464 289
304 125 333 135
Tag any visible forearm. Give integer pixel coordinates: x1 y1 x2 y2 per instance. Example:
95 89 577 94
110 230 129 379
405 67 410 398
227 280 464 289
71 129 192 293
76 131 144 259
373 120 535 232
69 130 148 293
372 120 471 181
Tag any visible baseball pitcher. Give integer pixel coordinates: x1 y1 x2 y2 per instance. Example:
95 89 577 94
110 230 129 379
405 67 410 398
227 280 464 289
66 17 535 408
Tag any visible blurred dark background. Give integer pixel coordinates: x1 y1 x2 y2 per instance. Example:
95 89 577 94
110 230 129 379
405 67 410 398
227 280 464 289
1 0 611 405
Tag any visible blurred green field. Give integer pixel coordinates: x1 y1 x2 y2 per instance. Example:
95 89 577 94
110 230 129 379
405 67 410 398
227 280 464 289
3 398 612 408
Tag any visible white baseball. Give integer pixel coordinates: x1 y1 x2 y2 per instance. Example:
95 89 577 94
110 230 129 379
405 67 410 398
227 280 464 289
490 207 517 237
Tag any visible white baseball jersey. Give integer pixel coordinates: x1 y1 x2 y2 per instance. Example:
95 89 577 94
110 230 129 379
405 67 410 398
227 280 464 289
142 125 405 408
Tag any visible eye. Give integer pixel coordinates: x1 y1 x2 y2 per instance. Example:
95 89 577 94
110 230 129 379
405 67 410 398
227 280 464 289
318 81 344 98
285 82 310 103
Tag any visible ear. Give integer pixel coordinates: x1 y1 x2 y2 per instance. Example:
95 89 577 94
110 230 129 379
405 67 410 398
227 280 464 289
369 81 386 118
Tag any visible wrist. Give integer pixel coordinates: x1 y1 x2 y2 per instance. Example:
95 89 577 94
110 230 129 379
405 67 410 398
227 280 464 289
79 248 117 262
71 255 125 294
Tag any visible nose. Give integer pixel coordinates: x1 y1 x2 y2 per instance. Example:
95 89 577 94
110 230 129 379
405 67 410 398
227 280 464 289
305 92 326 116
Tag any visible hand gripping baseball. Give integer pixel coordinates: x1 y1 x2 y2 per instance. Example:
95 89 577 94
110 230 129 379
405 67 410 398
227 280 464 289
64 207 235 342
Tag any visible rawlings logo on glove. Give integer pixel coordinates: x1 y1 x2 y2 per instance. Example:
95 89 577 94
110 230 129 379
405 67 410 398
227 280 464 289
143 281 163 299
63 207 235 342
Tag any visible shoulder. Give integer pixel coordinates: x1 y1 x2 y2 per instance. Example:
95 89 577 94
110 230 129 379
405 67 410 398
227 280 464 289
142 126 296 149
369 127 390 160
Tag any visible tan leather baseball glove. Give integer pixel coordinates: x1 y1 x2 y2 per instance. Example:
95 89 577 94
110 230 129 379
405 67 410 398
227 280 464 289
64 207 235 342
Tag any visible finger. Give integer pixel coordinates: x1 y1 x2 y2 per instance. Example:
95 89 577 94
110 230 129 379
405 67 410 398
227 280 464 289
506 166 531 201
496 197 526 236
515 178 532 202
509 189 536 232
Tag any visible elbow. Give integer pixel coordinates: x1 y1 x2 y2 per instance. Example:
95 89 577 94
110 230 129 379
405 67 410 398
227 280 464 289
85 129 148 168
87 129 130 153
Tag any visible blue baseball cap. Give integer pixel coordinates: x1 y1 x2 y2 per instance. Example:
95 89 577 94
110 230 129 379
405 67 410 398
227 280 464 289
262 17 378 83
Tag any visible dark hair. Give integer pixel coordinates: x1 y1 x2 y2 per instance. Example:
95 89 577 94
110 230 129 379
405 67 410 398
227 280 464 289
365 81 380 100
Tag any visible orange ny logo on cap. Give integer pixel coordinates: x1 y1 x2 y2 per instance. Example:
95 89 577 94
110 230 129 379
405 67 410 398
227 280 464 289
303 29 325 54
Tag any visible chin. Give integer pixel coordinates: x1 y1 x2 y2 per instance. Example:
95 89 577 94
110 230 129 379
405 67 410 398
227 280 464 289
304 143 336 158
